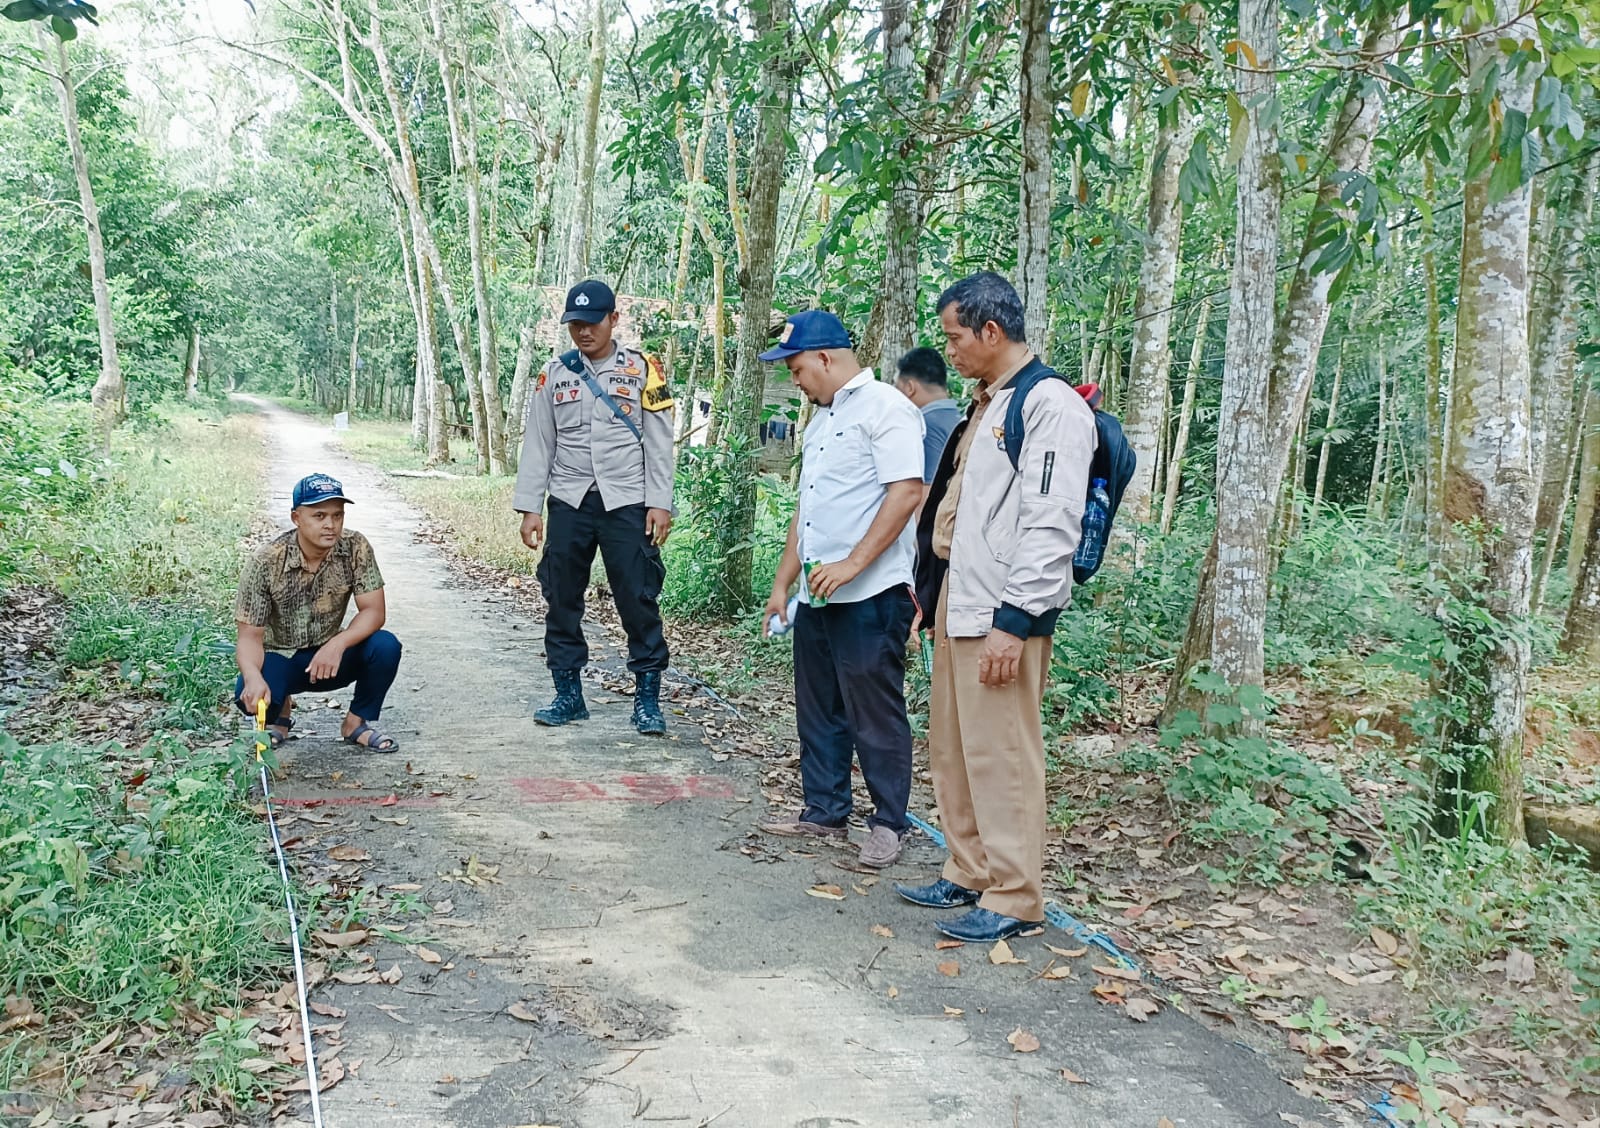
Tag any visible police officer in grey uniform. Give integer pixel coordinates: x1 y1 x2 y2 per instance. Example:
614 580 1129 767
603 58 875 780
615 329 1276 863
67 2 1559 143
514 280 676 734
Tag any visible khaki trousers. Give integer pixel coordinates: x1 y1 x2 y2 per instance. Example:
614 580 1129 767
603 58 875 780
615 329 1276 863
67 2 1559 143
930 602 1050 922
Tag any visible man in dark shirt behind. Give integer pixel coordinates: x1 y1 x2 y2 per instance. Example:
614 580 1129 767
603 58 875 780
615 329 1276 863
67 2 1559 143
895 347 964 486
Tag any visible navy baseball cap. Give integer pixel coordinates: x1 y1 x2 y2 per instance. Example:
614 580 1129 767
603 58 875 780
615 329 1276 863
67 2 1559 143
291 473 353 510
561 280 617 324
759 310 853 361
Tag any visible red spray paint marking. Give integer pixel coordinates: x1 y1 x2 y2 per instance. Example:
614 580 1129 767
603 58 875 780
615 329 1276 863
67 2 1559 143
511 774 736 804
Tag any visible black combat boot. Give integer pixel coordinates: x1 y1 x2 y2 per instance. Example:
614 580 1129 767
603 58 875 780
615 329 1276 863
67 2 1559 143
535 669 589 726
632 671 666 736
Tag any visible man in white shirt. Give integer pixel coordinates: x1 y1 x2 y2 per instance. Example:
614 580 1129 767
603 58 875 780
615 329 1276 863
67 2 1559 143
758 311 926 869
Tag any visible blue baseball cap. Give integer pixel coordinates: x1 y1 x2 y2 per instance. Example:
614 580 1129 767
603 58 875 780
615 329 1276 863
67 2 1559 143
291 473 353 510
759 310 854 361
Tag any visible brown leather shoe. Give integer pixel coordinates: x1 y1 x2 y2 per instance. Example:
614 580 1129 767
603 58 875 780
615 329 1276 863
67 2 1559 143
859 825 905 868
760 815 848 840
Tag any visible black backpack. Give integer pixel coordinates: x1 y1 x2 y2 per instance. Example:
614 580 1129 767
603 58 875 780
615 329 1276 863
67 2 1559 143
1001 359 1137 584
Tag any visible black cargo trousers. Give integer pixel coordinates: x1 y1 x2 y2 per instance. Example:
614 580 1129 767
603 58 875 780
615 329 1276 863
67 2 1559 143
536 490 669 674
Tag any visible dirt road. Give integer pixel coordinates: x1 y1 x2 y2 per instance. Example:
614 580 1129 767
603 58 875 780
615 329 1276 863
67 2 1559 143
240 399 1339 1128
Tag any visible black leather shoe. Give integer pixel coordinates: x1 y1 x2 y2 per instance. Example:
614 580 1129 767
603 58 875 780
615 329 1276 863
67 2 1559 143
894 877 981 909
935 907 1044 943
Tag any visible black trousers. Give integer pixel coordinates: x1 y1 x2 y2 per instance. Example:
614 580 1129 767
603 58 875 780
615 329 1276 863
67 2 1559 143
233 630 403 724
537 492 669 675
792 585 915 833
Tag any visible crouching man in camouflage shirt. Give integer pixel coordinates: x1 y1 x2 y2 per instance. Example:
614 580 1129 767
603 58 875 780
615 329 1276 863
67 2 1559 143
234 473 403 753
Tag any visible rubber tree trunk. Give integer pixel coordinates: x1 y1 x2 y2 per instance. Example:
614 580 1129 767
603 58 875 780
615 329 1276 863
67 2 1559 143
568 0 607 278
1117 79 1199 547
1422 153 1448 554
184 327 201 400
432 0 507 473
346 285 361 414
1161 291 1211 536
1207 0 1280 698
1569 390 1600 586
711 0 795 616
1564 481 1600 662
48 31 123 449
1432 0 1539 844
506 326 538 462
1366 340 1388 516
1528 156 1599 601
875 0 920 375
1016 0 1053 346
1311 343 1343 513
1163 16 1393 720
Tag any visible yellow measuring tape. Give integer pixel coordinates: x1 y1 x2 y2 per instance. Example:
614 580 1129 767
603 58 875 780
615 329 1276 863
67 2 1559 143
255 697 325 1126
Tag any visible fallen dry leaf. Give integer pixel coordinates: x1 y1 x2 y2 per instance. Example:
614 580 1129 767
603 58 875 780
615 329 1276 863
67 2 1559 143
870 924 894 938
1093 964 1141 982
312 929 370 949
935 939 965 951
806 884 846 901
886 986 899 998
1159 1119 1176 1128
1045 944 1087 959
377 964 403 984
1007 1027 1041 1053
416 946 443 965
507 1002 539 1023
1041 966 1075 981
1125 997 1159 1022
1323 965 1362 987
1505 948 1535 985
328 845 370 862
310 1002 347 1018
1370 927 1400 956
937 960 961 978
990 940 1026 965
943 1006 964 1016
1059 1068 1088 1084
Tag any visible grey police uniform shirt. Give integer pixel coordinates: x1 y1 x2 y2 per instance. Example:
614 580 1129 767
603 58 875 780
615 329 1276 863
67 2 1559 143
512 343 676 515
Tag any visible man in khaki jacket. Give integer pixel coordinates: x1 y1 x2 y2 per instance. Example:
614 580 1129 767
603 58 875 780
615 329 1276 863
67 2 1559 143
896 272 1096 942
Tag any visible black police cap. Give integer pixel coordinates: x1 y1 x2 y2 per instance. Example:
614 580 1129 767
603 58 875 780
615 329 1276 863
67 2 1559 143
561 280 617 324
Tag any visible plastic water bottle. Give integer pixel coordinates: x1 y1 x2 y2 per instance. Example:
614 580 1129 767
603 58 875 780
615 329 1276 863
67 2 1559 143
767 594 802 638
1074 478 1111 574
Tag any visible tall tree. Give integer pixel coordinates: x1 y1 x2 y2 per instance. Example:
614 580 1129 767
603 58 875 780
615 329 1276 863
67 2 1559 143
44 29 123 448
432 0 508 474
569 0 607 278
1016 0 1053 344
711 0 796 614
1205 0 1280 696
1116 13 1202 546
1432 3 1541 843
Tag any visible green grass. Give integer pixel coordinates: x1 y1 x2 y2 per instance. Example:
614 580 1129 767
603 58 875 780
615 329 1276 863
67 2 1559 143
0 398 294 1105
0 733 283 1029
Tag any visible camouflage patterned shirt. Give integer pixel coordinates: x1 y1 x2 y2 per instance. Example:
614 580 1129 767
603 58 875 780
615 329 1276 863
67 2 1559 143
234 529 384 651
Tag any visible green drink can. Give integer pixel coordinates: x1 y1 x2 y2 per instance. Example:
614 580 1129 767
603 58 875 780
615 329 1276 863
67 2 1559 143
803 560 828 607
920 632 935 677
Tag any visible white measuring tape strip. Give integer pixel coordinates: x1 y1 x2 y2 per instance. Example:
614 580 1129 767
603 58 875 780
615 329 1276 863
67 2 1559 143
256 700 326 1127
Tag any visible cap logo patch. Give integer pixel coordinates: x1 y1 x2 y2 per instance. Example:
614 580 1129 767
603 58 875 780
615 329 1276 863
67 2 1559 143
575 293 590 307
779 321 795 343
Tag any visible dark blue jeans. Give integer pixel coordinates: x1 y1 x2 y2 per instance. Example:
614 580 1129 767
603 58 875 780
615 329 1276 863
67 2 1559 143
234 630 403 725
793 586 915 833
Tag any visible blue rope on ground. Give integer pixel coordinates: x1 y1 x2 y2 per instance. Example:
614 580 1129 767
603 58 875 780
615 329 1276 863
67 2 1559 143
905 810 1138 970
1368 1095 1405 1126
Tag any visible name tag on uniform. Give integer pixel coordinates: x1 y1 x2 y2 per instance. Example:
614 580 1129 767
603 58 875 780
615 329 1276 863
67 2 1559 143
551 380 580 405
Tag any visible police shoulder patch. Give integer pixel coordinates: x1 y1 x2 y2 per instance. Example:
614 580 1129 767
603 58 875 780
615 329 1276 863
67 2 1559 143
642 355 673 412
